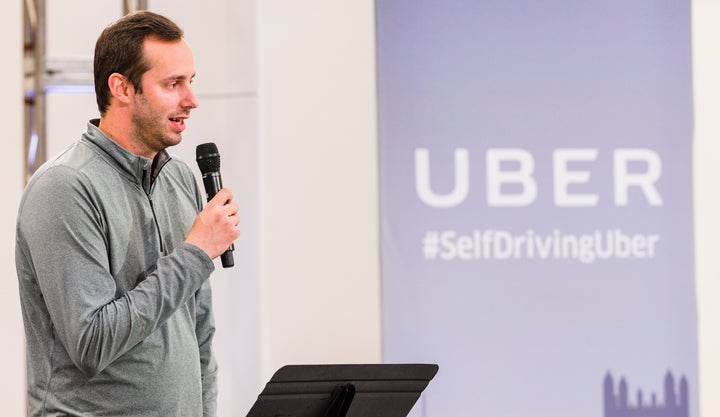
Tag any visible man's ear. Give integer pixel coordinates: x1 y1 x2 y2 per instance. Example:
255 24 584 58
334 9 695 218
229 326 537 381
107 73 134 105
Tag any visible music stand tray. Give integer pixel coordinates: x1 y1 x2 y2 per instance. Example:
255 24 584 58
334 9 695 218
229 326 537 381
246 363 439 417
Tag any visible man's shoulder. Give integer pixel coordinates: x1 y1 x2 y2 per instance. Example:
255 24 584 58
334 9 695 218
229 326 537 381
21 140 127 210
36 140 106 179
27 142 96 186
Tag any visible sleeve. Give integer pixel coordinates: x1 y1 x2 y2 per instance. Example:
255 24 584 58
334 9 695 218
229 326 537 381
17 165 215 377
195 280 218 416
192 178 219 416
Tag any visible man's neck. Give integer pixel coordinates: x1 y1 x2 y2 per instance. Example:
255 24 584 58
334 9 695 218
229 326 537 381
97 115 157 160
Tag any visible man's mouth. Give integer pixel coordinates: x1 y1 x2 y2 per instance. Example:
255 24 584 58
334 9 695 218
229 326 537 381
169 116 187 132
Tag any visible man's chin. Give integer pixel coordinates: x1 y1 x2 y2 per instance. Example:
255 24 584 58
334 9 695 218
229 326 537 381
163 133 184 148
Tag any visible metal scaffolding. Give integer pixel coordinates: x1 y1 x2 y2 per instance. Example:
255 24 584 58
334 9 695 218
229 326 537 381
23 0 147 181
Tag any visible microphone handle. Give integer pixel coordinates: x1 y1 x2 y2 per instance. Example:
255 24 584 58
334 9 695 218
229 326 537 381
202 171 222 199
221 251 235 268
202 172 235 268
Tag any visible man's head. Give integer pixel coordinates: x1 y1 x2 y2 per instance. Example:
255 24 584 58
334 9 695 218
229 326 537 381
94 11 184 116
94 11 199 158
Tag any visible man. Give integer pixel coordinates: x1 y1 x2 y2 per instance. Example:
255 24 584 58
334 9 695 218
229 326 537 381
15 11 239 416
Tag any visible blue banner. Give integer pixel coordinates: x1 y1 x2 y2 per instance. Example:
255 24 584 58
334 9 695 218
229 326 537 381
376 1 698 416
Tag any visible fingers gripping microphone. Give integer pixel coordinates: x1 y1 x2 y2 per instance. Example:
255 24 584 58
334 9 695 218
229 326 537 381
196 142 234 268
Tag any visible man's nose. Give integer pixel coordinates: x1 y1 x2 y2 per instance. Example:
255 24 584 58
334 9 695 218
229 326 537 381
183 85 199 109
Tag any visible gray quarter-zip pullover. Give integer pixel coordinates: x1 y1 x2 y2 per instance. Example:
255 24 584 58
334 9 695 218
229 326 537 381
16 120 218 416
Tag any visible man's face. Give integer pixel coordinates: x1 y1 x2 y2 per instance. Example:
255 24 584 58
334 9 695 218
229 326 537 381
130 37 198 155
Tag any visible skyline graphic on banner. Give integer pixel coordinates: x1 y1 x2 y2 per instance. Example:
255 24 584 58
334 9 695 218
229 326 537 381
604 372 689 417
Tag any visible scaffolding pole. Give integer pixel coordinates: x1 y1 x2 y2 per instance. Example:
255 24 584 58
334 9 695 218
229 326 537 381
23 0 146 181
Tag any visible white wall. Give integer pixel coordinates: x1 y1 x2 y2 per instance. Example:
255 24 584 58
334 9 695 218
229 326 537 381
256 0 382 379
0 0 28 415
692 1 720 416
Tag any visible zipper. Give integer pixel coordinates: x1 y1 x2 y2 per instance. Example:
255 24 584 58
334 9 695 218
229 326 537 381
145 151 172 255
147 193 165 254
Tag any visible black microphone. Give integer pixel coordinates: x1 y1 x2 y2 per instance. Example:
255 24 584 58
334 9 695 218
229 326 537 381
196 142 234 268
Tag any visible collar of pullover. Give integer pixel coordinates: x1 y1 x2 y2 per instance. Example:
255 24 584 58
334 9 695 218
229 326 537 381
83 119 171 194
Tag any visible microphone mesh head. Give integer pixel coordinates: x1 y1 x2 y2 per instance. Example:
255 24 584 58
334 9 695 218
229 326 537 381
196 142 220 173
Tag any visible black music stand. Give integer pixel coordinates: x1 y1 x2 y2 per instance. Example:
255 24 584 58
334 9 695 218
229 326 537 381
246 363 439 417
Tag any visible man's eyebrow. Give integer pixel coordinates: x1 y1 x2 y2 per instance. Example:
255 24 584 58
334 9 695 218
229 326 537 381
162 73 196 82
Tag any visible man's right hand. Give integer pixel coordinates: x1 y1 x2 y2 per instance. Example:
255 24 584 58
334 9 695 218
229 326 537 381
185 188 240 259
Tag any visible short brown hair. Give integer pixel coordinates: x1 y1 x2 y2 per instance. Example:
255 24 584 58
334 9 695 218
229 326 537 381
94 11 184 115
